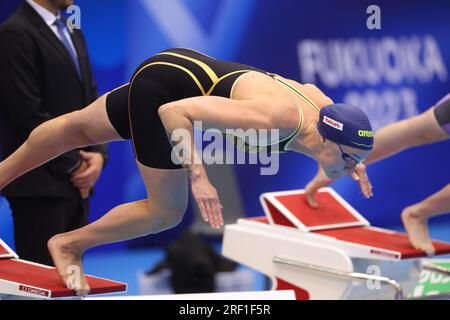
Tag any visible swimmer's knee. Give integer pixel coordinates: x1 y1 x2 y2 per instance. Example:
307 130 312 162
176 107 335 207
151 210 185 233
150 203 187 233
164 209 186 229
164 201 188 227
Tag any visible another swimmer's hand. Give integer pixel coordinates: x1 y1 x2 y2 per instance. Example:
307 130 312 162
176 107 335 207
305 166 333 208
350 163 373 199
190 166 224 229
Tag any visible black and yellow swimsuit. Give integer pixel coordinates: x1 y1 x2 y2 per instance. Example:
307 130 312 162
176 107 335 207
105 48 319 169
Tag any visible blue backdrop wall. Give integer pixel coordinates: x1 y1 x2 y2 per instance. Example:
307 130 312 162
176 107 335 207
1 0 449 251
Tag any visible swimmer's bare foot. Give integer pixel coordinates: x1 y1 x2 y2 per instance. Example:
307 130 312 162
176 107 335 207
401 206 435 256
48 235 90 296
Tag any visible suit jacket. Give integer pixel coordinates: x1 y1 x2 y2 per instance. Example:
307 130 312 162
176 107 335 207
0 2 108 198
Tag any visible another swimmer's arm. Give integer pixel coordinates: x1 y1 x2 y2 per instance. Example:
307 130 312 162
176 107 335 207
366 108 447 164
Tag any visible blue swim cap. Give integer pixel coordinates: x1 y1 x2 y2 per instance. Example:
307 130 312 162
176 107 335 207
317 104 374 150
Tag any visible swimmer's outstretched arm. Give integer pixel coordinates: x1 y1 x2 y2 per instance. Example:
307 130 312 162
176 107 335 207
158 96 274 228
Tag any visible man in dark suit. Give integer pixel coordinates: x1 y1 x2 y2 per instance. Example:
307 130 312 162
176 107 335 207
0 0 108 266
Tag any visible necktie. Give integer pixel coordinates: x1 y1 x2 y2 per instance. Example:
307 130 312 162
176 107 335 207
54 18 81 79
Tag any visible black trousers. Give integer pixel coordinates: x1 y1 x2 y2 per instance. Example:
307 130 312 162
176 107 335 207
6 196 89 266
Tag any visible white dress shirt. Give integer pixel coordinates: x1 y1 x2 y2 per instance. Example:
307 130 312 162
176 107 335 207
26 0 78 58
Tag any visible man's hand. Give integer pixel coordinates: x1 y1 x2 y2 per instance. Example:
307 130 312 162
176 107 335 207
190 167 223 229
71 160 89 199
79 187 90 199
71 151 104 199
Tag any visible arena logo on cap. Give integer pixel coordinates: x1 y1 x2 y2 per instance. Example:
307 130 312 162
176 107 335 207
358 130 373 137
323 116 344 131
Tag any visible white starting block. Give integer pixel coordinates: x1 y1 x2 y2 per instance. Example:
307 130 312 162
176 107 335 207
0 240 127 299
88 290 296 300
222 188 450 300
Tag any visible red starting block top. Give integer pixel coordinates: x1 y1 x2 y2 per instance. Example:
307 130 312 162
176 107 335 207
0 259 127 298
316 226 450 259
0 239 17 259
246 217 450 259
0 245 8 256
260 188 369 232
253 187 450 259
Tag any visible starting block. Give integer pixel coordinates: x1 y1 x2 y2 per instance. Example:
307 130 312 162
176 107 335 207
222 188 450 300
0 239 17 259
0 240 127 299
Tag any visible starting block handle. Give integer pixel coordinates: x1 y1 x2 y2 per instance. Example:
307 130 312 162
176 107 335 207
422 263 450 275
273 256 404 300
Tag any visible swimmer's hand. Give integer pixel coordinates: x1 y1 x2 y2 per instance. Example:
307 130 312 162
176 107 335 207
305 166 333 208
350 163 373 199
306 164 373 208
190 166 224 229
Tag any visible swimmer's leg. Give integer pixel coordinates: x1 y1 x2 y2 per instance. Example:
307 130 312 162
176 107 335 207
401 184 450 256
0 94 123 190
48 164 188 296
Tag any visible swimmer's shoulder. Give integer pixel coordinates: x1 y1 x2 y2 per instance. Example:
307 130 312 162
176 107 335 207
285 79 334 109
